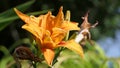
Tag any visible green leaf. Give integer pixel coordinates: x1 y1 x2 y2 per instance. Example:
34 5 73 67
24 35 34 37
0 56 14 68
0 0 35 18
0 9 53 24
9 38 31 52
0 45 10 56
94 43 106 58
0 0 35 31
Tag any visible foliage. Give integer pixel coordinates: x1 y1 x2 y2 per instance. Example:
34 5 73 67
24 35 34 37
0 0 120 68
0 40 120 68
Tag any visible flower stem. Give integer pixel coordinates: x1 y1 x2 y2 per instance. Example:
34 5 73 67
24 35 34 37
52 47 64 66
32 62 36 68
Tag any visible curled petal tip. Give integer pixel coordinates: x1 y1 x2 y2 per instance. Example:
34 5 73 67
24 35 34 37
47 11 52 16
60 6 63 10
14 8 22 16
91 21 99 28
14 8 17 12
14 8 21 15
58 6 63 13
82 12 88 20
85 11 89 17
14 8 29 23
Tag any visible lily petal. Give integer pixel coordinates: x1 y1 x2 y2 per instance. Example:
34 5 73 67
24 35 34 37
42 30 56 49
61 21 80 31
41 48 55 66
51 27 66 45
22 24 43 42
54 6 64 27
45 12 55 32
59 40 84 58
81 12 91 29
14 8 30 24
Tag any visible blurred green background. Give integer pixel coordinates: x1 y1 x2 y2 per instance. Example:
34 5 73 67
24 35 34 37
0 0 120 68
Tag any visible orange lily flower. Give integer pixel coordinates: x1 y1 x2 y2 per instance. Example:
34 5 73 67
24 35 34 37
14 7 84 66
